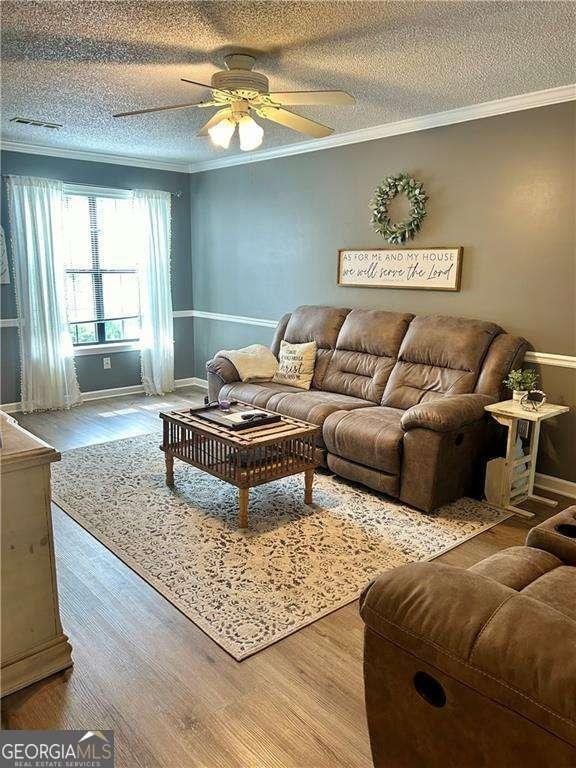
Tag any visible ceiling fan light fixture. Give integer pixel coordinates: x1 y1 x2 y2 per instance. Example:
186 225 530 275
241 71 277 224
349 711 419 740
238 115 264 152
113 53 354 149
208 117 236 149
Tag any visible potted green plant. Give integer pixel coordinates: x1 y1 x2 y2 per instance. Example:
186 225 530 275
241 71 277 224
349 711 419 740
503 368 539 402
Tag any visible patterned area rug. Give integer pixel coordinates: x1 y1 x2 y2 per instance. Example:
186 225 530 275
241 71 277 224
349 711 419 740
52 432 508 660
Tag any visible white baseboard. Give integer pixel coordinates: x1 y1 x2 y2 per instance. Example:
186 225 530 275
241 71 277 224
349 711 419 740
4 382 574 501
0 401 21 413
1 377 208 413
534 472 576 499
175 377 208 390
81 383 147 402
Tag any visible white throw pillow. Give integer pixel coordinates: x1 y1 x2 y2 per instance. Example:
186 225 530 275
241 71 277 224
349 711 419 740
273 340 317 390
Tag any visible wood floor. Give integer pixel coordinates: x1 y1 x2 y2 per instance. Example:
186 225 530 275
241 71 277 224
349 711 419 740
2 389 572 768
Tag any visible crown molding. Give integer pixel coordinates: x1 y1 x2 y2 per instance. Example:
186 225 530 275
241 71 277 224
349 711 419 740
1 84 574 176
187 84 576 173
0 140 190 173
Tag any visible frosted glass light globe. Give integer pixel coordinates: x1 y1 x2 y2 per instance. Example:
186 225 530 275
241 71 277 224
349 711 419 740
238 115 264 151
208 118 236 149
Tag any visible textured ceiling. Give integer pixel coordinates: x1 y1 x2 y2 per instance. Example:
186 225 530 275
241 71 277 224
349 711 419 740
1 1 575 164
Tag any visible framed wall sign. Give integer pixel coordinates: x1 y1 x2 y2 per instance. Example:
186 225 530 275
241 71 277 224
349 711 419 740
337 248 463 291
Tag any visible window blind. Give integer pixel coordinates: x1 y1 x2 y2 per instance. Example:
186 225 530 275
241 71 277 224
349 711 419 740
63 193 141 345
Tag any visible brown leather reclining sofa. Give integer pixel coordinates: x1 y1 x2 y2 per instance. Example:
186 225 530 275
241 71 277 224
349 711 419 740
360 506 576 767
206 305 528 512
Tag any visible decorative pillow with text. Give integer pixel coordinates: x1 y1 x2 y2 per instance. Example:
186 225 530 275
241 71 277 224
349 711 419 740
273 340 317 390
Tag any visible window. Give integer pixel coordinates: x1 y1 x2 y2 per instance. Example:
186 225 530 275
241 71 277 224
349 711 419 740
63 191 141 346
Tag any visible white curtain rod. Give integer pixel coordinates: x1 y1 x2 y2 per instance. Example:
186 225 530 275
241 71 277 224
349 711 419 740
1 174 183 198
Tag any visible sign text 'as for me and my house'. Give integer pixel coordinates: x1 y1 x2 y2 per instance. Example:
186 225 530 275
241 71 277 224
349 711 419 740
337 248 463 291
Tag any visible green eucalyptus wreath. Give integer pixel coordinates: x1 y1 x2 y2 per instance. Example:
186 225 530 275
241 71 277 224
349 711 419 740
371 173 428 245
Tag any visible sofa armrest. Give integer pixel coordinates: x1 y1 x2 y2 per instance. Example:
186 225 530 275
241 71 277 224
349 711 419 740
206 355 241 401
206 355 240 384
360 562 514 660
401 394 495 433
527 506 576 566
360 562 576 744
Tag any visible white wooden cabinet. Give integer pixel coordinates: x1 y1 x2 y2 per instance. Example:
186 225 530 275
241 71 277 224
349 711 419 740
1 412 72 696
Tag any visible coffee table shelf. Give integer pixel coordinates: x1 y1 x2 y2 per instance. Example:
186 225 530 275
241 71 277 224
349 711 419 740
160 405 320 528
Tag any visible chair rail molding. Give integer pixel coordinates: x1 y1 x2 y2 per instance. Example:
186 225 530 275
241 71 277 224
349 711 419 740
3 312 576 368
176 309 277 328
183 310 576 370
524 351 576 370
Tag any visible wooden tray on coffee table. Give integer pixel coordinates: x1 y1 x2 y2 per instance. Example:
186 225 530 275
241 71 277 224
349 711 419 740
159 403 320 528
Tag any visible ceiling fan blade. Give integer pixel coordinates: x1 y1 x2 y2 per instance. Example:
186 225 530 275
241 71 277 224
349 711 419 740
180 78 230 97
113 101 204 118
268 90 355 106
197 109 232 136
258 106 333 138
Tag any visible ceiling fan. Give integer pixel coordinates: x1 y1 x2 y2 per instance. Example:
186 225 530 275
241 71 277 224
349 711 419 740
113 53 354 152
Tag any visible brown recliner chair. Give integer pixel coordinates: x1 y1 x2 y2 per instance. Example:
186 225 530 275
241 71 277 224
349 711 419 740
360 507 576 768
207 305 528 512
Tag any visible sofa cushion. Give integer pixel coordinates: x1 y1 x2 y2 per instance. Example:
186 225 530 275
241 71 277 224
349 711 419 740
520 566 576 622
321 309 413 402
265 390 372 445
469 546 562 591
219 381 304 408
283 305 351 389
323 406 405 475
469 537 576 622
283 305 350 348
326 454 400 497
382 315 503 409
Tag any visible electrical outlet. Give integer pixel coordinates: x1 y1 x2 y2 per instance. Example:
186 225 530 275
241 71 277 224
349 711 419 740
103 357 111 370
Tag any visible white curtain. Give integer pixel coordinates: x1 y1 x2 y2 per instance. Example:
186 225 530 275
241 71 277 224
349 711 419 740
133 189 174 395
7 175 82 412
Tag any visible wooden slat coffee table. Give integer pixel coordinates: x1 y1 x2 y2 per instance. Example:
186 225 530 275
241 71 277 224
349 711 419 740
160 404 320 528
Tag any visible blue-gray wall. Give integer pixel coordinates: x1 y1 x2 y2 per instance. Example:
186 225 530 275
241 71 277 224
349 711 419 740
1 102 574 482
0 150 193 402
191 103 575 482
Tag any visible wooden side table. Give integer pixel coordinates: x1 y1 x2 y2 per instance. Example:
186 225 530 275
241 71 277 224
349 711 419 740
484 400 570 518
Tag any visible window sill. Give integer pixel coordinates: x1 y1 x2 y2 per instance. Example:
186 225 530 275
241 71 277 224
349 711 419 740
73 341 141 357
